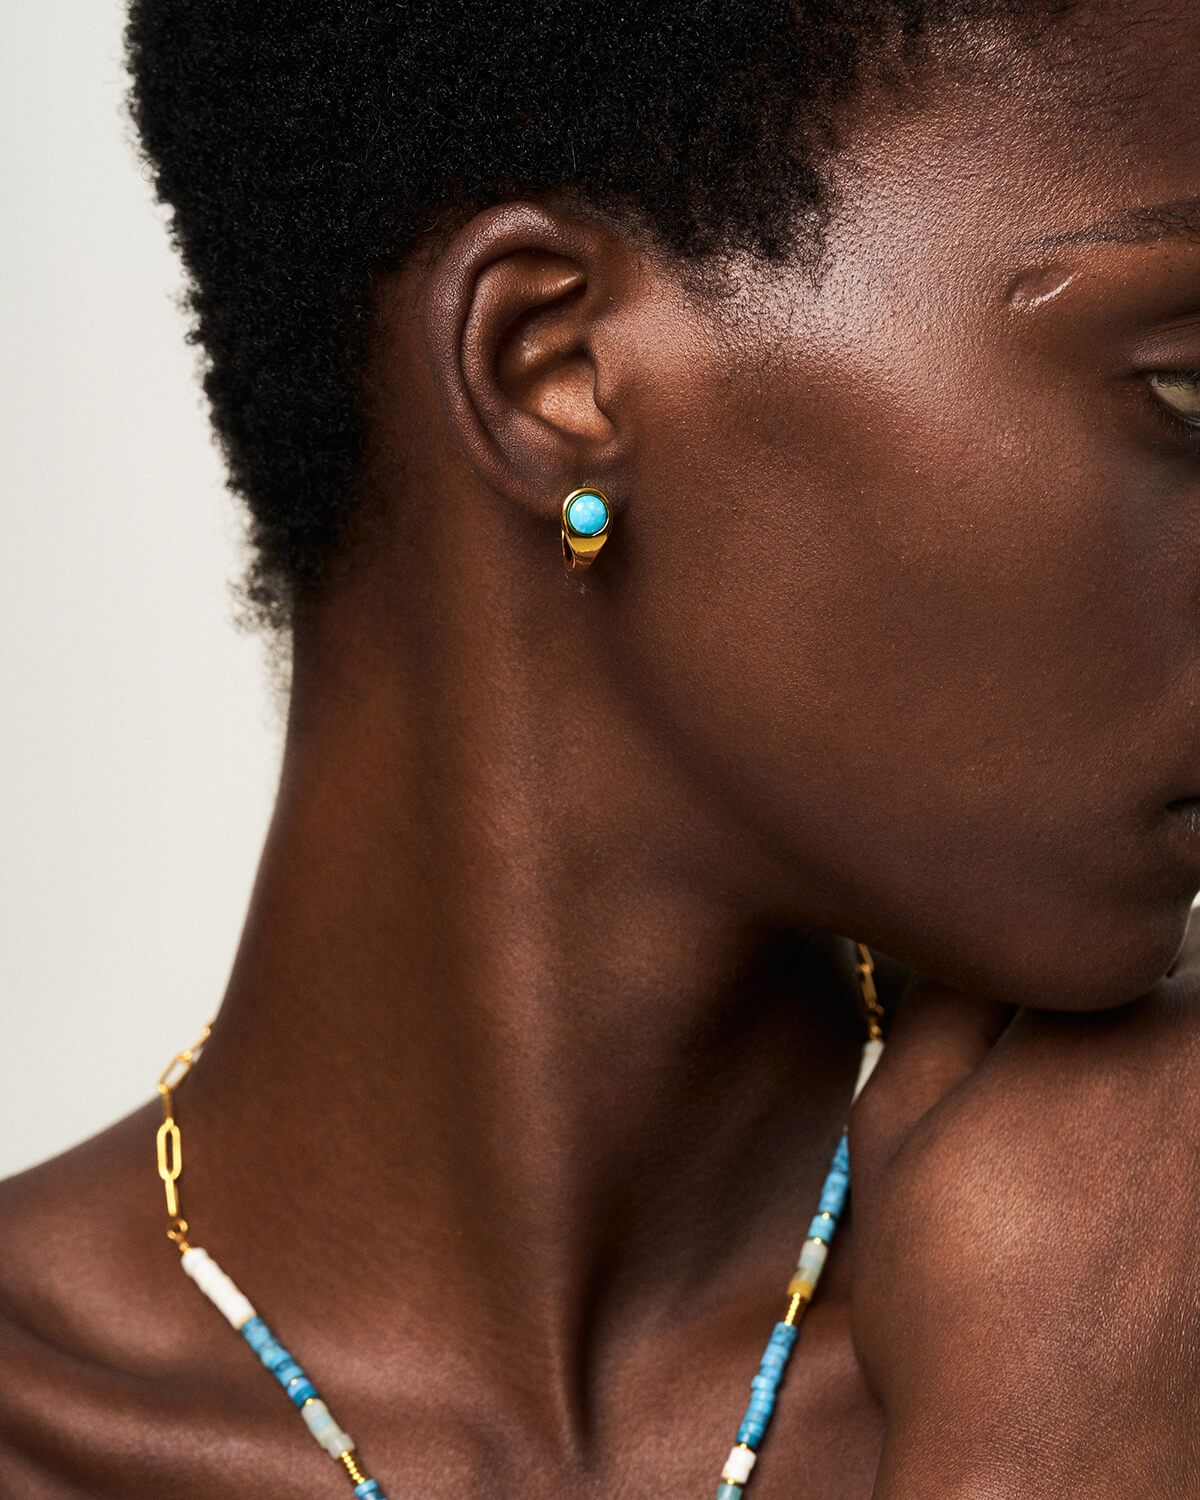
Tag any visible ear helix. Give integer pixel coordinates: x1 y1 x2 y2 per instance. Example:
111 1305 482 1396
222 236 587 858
560 488 612 573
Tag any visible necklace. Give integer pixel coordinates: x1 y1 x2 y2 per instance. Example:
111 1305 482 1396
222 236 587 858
155 943 885 1499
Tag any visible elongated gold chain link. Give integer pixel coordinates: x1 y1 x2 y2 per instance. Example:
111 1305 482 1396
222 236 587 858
155 1022 212 1245
853 943 884 1042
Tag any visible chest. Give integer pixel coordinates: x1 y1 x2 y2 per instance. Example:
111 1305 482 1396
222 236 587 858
5 1312 883 1499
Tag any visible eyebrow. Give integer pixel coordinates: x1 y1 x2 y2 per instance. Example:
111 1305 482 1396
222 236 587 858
1021 197 1200 250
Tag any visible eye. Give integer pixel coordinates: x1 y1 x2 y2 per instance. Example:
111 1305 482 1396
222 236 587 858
1147 370 1200 428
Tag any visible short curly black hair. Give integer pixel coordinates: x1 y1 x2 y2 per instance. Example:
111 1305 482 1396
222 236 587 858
125 0 1072 631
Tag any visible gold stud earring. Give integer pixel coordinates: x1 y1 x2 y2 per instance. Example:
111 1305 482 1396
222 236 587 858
561 488 612 573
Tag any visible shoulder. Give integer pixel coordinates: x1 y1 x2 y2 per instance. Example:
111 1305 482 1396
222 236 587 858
0 1099 165 1353
0 1103 230 1493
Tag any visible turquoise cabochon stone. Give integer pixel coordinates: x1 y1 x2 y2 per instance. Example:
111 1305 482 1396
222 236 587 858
566 491 608 536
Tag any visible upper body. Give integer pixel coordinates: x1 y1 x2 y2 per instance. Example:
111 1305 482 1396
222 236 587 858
4 0 1200 1494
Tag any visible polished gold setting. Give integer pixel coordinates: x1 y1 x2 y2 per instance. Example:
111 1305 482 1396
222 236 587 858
560 487 612 573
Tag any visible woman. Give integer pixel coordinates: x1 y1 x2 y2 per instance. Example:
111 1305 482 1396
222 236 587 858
3 0 1200 1493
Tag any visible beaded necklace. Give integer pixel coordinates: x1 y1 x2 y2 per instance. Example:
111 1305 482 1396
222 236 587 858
155 943 885 1499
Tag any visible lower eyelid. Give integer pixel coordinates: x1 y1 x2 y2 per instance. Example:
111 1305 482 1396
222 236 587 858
1148 402 1200 456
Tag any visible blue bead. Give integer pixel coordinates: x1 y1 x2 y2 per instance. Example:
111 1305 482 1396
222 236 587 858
832 1134 850 1174
565 491 608 536
355 1484 386 1500
286 1377 318 1407
771 1322 799 1350
273 1359 305 1387
808 1213 836 1243
818 1172 849 1218
732 1319 797 1452
240 1316 271 1352
258 1340 291 1372
716 1485 744 1499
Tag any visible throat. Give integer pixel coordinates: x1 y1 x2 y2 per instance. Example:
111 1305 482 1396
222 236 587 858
177 900 869 1385
162 646 882 1448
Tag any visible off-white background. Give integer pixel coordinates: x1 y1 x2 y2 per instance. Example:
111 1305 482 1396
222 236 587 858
1 1 284 1178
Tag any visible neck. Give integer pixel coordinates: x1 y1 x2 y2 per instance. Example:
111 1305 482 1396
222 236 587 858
178 547 874 1436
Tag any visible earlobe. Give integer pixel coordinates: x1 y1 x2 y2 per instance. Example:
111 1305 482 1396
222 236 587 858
421 202 627 516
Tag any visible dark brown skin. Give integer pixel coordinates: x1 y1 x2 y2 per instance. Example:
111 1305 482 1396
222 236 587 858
4 1 1200 1494
854 927 1200 1499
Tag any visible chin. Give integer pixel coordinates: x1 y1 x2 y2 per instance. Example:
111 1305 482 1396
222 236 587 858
891 886 1200 1015
998 892 1198 1012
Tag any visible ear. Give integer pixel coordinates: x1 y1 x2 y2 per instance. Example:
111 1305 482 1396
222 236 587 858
421 202 637 516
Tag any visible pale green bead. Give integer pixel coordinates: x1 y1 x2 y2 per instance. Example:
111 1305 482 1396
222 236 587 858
301 1397 355 1457
796 1239 828 1278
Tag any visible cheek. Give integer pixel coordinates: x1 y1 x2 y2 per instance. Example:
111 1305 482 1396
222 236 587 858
620 333 1199 1008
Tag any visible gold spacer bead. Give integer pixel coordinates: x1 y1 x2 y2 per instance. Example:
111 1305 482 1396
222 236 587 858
340 1450 367 1484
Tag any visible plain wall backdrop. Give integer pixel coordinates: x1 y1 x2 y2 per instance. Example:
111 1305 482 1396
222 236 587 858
1 1 283 1178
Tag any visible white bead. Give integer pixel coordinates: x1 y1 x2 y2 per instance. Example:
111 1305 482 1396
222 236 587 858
301 1397 355 1457
852 1038 884 1103
181 1248 254 1327
722 1445 757 1484
180 1246 257 1329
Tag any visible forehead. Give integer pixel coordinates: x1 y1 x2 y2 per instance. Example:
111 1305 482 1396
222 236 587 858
821 0 1200 273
